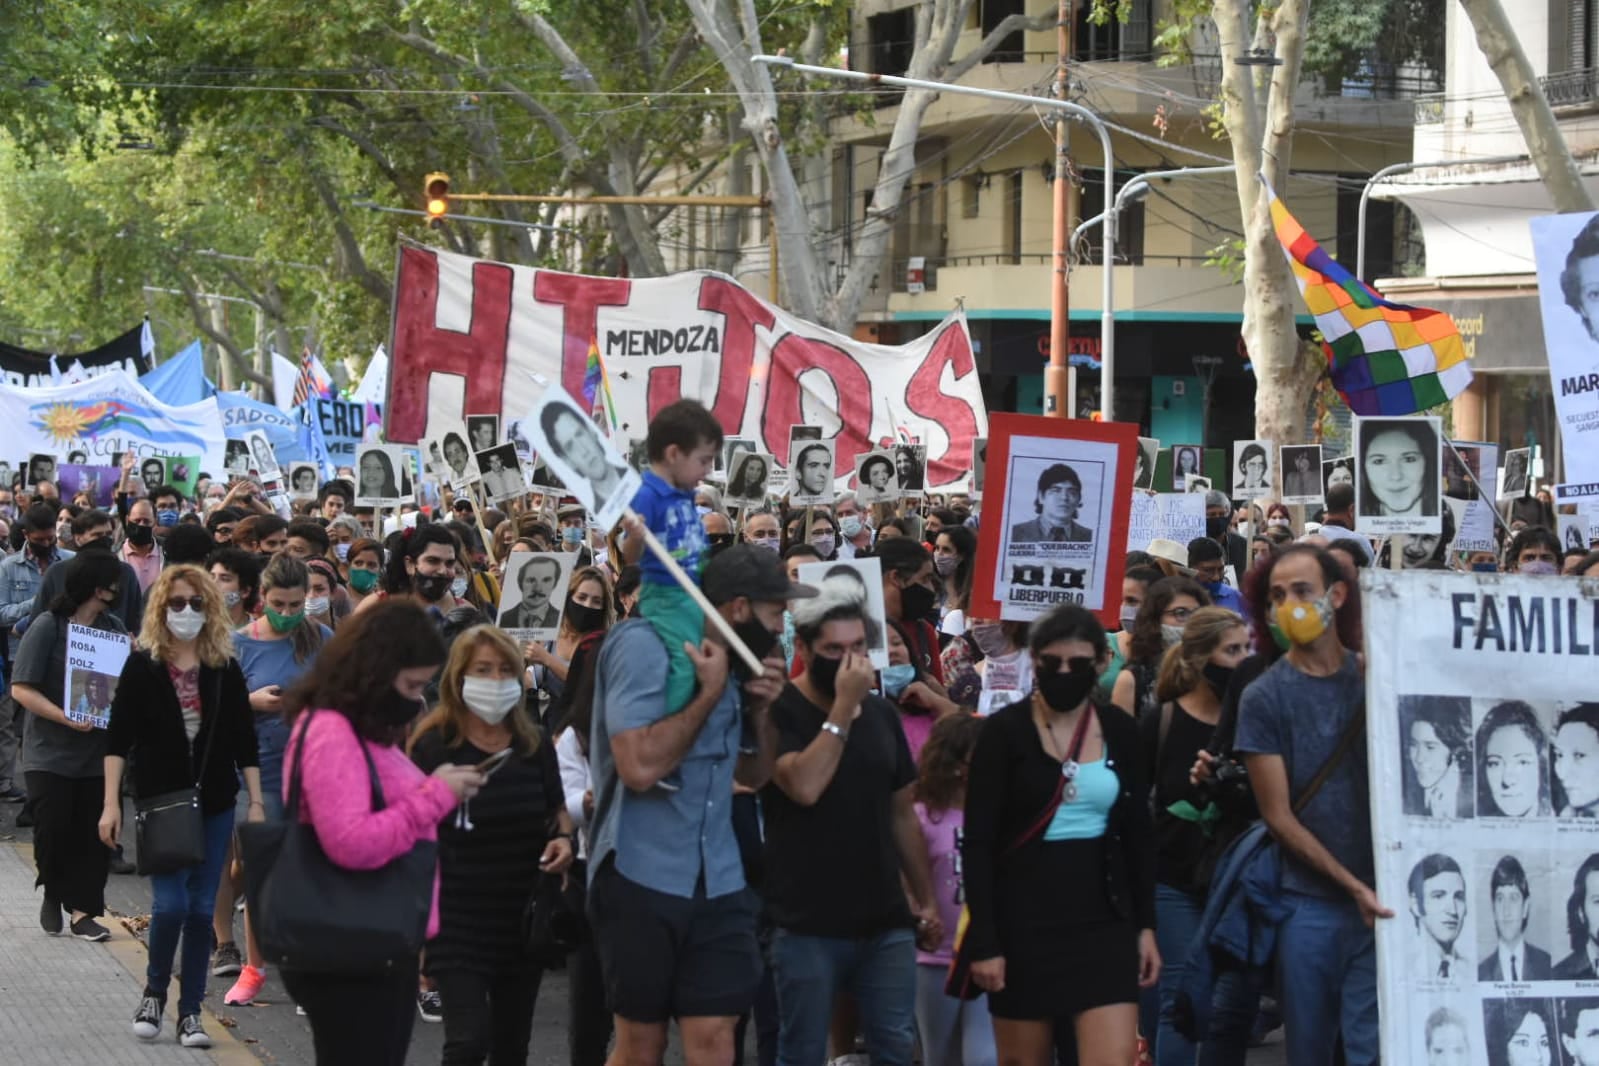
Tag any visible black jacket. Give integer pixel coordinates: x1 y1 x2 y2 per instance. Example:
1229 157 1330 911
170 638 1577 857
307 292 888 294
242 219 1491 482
962 697 1156 959
106 649 259 815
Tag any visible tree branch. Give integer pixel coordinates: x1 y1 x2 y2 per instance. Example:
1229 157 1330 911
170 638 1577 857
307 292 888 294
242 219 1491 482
947 12 1055 81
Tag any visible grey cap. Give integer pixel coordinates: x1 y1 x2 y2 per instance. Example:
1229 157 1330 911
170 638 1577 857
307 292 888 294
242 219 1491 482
702 543 818 605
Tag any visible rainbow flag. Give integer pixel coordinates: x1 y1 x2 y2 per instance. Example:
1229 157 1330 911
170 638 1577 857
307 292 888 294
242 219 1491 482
581 336 618 433
1265 179 1473 415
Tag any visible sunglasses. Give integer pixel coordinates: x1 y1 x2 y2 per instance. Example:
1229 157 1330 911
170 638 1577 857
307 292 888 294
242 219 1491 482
167 596 206 613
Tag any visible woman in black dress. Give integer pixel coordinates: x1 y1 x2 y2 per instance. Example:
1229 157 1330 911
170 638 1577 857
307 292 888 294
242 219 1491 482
962 604 1159 1066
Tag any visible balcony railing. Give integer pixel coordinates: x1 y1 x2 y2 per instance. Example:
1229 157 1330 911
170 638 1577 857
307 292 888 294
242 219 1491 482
1414 93 1444 124
1540 67 1599 110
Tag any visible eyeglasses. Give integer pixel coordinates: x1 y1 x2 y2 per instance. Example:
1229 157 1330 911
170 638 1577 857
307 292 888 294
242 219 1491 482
1163 607 1195 622
167 596 205 613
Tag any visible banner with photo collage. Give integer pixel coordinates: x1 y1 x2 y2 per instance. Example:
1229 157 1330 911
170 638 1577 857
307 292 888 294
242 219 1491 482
1368 569 1599 1065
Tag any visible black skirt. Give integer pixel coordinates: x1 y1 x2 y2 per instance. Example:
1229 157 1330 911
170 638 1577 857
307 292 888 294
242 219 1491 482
986 836 1140 1020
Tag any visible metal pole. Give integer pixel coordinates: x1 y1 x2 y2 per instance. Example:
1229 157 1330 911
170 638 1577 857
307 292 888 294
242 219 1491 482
449 192 767 208
351 202 591 245
754 54 1117 419
1355 155 1527 280
1048 0 1073 419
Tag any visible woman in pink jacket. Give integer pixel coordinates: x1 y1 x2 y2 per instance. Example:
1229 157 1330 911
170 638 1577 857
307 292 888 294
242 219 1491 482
277 600 484 1065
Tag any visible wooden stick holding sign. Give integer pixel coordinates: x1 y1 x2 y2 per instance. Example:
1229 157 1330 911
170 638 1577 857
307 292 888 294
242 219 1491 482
624 508 764 678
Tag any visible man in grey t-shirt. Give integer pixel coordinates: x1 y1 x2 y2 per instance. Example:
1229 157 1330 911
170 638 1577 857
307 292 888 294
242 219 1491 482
1235 545 1389 1066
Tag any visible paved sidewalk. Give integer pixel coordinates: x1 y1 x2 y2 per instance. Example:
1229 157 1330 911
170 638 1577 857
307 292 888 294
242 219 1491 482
0 841 253 1064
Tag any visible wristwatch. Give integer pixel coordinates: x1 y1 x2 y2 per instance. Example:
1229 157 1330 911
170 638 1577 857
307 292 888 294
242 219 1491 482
821 721 847 741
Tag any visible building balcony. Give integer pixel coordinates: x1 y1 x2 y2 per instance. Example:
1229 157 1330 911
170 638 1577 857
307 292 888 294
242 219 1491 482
1541 67 1599 113
880 257 1243 321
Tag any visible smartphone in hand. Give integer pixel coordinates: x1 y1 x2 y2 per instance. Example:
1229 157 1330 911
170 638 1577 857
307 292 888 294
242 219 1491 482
475 748 515 778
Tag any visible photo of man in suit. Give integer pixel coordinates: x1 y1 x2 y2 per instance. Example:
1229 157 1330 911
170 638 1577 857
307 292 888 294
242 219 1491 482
1556 854 1599 978
1561 998 1599 1066
1480 855 1553 982
1409 853 1469 982
1009 463 1092 544
499 555 563 631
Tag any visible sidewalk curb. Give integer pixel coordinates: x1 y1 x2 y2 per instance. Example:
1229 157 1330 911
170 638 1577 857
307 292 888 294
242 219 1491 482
8 841 259 1065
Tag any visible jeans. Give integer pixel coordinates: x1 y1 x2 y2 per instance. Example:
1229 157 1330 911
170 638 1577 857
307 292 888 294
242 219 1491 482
283 960 419 1066
0 694 22 790
771 927 917 1066
433 967 542 1066
914 964 996 1066
567 939 614 1066
734 949 779 1066
1153 883 1258 1066
146 809 234 1016
1276 892 1378 1066
25 771 108 916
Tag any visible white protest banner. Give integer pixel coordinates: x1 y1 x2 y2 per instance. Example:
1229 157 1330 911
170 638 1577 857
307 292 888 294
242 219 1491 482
1367 569 1599 1064
386 245 986 491
64 624 130 729
1126 492 1206 553
1529 213 1599 484
0 370 226 475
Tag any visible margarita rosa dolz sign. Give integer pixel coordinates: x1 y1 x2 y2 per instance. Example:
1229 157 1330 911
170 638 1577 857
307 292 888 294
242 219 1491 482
1366 569 1599 1065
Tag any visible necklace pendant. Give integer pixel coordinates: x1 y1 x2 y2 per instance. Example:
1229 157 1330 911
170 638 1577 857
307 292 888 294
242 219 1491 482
1062 758 1079 781
1063 779 1079 803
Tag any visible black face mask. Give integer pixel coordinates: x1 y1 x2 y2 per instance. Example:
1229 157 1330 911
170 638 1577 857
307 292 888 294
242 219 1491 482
1206 516 1230 540
731 617 779 680
414 572 452 602
566 602 605 634
126 523 154 547
27 539 54 558
377 689 424 728
78 535 112 554
1036 657 1099 713
807 653 843 698
1202 662 1235 696
898 582 938 626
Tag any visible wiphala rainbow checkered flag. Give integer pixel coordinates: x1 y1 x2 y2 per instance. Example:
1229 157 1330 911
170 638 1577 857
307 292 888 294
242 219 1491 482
1265 178 1473 415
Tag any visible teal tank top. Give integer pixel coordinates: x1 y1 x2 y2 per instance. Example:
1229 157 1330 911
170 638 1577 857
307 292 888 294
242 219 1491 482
1043 759 1118 841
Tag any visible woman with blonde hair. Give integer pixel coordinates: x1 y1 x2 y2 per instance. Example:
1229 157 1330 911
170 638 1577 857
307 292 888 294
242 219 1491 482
100 564 263 1048
1142 606 1253 1066
410 625 575 1065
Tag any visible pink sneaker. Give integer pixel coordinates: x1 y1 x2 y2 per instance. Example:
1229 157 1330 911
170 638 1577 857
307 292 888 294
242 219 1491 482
224 965 266 1006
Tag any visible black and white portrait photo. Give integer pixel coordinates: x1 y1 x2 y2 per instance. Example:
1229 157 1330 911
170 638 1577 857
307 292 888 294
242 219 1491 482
1477 853 1553 982
467 414 500 455
1409 853 1470 983
496 551 576 642
1133 437 1159 491
1184 475 1212 496
1553 704 1599 818
972 436 986 495
626 437 649 473
523 385 639 531
1009 463 1094 544
528 457 567 494
854 450 899 506
429 428 478 488
1563 514 1594 554
1417 1006 1471 1066
139 456 166 496
1401 695 1473 819
288 463 320 499
1482 998 1557 1066
1556 854 1599 979
796 558 888 669
1281 444 1324 504
1531 211 1599 489
790 426 822 442
0 460 12 489
1324 455 1356 497
224 439 250 479
1353 415 1442 536
789 440 837 506
245 430 280 482
722 436 757 474
1502 447 1531 501
725 451 773 508
1232 439 1273 501
476 444 525 503
353 444 414 507
1558 997 1599 1066
1171 444 1201 491
1444 441 1490 500
24 452 56 489
1476 700 1552 819
894 444 927 495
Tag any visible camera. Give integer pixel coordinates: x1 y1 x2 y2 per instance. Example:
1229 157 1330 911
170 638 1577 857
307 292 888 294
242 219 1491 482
1196 751 1251 806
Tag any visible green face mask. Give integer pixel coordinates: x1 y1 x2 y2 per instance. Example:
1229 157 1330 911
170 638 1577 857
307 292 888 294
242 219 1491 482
348 568 379 594
264 606 306 634
1266 617 1291 652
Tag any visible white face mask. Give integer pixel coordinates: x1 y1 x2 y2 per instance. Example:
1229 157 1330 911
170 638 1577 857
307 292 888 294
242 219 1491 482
334 543 351 562
451 576 469 599
222 590 242 609
305 596 330 617
166 608 205 642
461 676 523 725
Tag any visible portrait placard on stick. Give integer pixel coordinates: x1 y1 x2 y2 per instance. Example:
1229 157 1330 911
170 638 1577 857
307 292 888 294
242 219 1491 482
1231 439 1274 501
854 450 900 506
796 558 888 669
725 452 774 508
353 445 414 507
789 438 837 506
521 384 640 532
1353 415 1442 536
497 551 577 644
1280 444 1324 505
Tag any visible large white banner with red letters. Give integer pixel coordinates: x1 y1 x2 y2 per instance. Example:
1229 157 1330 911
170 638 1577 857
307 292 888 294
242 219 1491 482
386 245 986 490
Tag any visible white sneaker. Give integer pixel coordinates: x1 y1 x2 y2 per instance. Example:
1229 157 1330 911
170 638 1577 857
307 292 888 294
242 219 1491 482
132 994 162 1040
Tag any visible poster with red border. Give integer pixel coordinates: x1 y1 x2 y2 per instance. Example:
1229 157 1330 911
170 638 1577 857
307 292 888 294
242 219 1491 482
971 414 1137 628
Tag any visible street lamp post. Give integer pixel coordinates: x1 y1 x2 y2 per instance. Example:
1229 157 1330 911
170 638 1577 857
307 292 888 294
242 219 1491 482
752 54 1118 420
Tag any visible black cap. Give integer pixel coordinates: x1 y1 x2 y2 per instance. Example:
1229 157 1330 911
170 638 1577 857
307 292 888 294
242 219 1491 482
702 543 818 606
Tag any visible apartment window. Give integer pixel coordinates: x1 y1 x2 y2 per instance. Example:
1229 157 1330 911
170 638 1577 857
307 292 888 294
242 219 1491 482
1568 0 1599 72
868 9 914 79
1076 169 1145 265
1074 0 1152 62
1001 171 1024 265
981 0 1027 64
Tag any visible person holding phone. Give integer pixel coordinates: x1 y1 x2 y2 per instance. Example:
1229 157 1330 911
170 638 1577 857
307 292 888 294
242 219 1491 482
219 554 332 1004
410 625 575 1065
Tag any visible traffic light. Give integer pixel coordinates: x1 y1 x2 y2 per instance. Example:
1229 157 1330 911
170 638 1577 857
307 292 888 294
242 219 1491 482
423 172 450 225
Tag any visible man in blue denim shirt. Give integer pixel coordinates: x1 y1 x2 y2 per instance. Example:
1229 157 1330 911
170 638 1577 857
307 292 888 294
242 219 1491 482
588 544 808 1066
0 504 72 801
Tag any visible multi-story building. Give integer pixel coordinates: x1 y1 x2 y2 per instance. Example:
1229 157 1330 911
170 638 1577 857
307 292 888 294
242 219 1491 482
1371 0 1595 475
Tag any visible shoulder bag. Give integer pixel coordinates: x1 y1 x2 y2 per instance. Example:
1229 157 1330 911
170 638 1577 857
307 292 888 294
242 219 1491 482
134 670 221 876
239 710 438 974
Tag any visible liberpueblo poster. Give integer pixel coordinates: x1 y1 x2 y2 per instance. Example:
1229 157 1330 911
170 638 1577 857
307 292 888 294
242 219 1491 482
0 370 227 474
1530 212 1599 485
1367 569 1599 1065
0 322 152 389
971 414 1136 627
385 245 987 492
